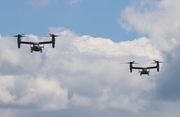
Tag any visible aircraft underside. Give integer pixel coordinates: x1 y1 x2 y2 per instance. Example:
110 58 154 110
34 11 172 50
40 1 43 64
31 47 42 52
140 71 149 76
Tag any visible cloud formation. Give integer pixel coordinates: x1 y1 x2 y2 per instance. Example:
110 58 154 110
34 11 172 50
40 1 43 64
119 1 180 116
1 0 180 116
119 0 180 51
0 27 164 117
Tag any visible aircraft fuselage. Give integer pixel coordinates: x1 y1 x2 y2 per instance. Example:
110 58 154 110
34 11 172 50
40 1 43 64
30 43 43 52
139 69 149 76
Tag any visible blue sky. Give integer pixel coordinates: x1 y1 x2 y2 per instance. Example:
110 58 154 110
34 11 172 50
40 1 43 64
0 0 139 42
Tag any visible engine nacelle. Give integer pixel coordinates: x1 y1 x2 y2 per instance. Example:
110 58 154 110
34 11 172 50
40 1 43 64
157 63 159 72
130 64 133 73
17 38 21 48
157 67 159 72
52 38 55 48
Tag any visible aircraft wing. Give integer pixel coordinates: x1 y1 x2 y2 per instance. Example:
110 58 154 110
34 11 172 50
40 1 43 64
39 41 52 44
132 67 144 69
20 41 34 45
146 66 157 69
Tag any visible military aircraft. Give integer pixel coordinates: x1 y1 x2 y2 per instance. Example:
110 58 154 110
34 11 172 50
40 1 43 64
125 60 162 76
14 33 59 52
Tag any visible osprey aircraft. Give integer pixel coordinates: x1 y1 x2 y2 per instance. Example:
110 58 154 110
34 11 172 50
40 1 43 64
125 60 162 76
14 33 59 52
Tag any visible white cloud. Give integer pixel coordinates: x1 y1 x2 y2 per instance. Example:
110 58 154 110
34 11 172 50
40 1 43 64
70 93 92 106
0 76 15 104
2 0 180 116
0 110 14 117
0 75 68 111
119 0 180 51
118 1 180 116
2 3 180 114
75 36 161 59
0 27 164 117
16 77 68 111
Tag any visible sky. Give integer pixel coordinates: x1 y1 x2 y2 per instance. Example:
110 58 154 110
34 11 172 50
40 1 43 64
1 0 180 117
0 0 138 42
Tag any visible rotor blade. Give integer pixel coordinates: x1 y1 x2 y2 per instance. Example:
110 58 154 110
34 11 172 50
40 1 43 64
120 62 130 64
152 60 163 64
130 61 138 64
49 33 61 37
120 61 138 64
14 34 25 37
